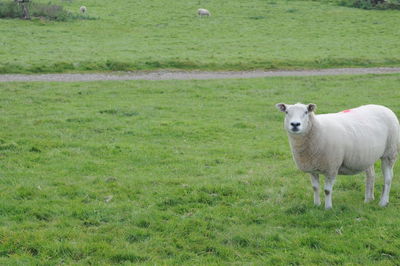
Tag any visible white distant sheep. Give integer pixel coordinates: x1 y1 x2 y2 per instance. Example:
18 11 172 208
276 103 400 209
80 6 87 14
197 8 211 17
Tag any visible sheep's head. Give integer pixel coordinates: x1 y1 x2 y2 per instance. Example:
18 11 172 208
276 103 316 135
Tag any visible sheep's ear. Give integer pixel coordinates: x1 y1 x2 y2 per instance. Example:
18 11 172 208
307 103 316 113
276 103 287 112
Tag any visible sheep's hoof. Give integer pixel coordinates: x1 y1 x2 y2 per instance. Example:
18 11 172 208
364 197 374 203
379 200 389 207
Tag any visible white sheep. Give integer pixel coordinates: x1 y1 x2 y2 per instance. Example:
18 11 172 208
80 6 87 14
276 103 400 209
197 8 211 17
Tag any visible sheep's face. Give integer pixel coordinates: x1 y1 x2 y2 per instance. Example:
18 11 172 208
276 103 316 135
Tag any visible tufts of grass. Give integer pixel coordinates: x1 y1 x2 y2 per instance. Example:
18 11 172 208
338 0 400 9
0 0 95 21
1 74 400 263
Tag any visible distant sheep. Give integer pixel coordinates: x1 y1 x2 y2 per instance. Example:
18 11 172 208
197 8 211 17
80 6 87 14
276 103 400 209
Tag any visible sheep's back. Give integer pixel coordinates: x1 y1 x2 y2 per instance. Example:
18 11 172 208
316 104 399 172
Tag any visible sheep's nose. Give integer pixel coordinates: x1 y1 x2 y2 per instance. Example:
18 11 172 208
290 122 301 127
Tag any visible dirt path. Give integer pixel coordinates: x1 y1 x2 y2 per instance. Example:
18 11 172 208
1 67 400 82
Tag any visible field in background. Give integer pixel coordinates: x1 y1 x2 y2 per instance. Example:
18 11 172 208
1 0 400 73
1 74 400 264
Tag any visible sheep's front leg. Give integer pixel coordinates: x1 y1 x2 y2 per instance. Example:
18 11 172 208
365 166 375 203
310 173 321 206
379 157 395 207
324 175 336 209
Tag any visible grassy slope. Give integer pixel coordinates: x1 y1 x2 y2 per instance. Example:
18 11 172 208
1 0 400 73
0 74 400 264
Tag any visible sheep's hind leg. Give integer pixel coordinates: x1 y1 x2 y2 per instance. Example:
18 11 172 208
324 175 336 209
364 165 375 203
379 157 396 207
310 174 321 206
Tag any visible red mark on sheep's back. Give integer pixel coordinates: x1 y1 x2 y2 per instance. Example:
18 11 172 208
341 109 351 113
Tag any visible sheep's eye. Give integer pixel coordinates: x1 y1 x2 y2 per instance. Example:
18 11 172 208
285 111 288 114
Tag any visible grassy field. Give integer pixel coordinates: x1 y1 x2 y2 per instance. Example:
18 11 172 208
1 0 400 73
0 74 400 264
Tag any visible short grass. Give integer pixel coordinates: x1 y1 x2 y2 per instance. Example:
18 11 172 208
1 0 400 73
1 74 400 264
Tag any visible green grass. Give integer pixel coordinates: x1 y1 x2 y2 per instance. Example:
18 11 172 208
1 74 400 264
1 0 400 73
